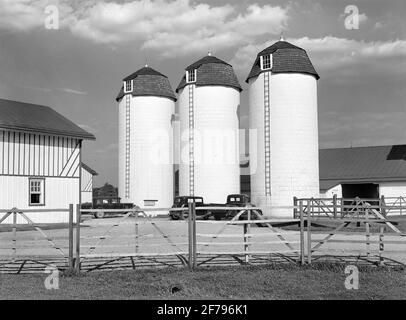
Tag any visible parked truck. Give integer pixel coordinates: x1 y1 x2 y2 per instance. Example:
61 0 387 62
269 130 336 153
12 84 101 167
169 194 262 220
81 196 134 219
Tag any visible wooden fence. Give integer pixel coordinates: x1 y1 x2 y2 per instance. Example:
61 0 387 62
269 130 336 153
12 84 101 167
296 197 406 266
1 198 405 273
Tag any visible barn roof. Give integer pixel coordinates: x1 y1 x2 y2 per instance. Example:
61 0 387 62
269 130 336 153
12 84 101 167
176 54 242 93
0 98 95 140
246 40 319 82
81 162 98 176
116 66 176 102
320 145 406 190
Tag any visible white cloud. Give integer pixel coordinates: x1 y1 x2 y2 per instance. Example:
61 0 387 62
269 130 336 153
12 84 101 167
58 87 87 95
69 1 289 57
0 0 46 31
0 0 289 58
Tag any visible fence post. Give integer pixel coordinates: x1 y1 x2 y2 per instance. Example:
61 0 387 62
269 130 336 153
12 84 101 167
307 201 312 264
12 209 17 258
75 204 81 272
244 210 251 263
188 202 193 270
379 226 385 266
333 194 337 219
135 209 139 254
68 204 74 270
365 209 370 257
192 202 197 270
299 201 305 265
380 195 386 217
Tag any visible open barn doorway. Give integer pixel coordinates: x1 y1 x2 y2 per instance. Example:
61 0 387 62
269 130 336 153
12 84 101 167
341 183 379 199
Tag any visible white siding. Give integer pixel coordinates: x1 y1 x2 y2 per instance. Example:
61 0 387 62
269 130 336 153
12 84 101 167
0 176 79 223
0 131 80 178
379 182 406 198
321 184 342 198
81 167 93 204
0 130 81 223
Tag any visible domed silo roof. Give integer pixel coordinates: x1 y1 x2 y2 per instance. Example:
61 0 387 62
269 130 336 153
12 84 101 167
176 55 242 93
116 66 176 102
246 40 320 83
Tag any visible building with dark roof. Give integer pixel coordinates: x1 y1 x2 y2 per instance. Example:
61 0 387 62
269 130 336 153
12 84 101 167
239 145 406 205
117 66 175 212
319 145 406 200
176 53 242 203
247 39 320 217
0 98 95 223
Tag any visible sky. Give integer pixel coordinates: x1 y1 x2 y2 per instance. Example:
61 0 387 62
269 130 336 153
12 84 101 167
0 0 405 187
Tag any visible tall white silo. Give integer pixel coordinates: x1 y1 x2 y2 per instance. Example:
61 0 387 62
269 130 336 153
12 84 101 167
247 39 320 217
116 66 176 212
177 54 242 203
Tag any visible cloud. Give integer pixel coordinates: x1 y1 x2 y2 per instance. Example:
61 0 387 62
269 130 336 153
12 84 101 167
57 87 87 95
0 0 46 31
230 36 406 79
0 0 289 58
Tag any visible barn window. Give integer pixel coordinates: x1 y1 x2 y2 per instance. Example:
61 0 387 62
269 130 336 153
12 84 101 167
186 69 196 83
260 54 272 70
123 80 133 93
29 179 45 206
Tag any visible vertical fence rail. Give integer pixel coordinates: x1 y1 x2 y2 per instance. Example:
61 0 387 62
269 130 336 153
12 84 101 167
188 202 193 270
75 204 81 272
68 204 74 270
306 201 312 264
299 202 305 265
12 210 17 259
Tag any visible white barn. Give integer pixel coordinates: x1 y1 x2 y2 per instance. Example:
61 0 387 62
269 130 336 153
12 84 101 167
81 163 98 204
0 98 95 223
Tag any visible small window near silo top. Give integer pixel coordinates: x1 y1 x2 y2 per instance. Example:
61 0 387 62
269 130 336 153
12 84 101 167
144 200 158 207
29 178 45 206
124 80 133 93
186 69 196 83
261 54 272 70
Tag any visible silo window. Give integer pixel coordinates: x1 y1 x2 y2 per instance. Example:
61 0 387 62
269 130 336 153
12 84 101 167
124 80 133 93
186 69 196 83
261 54 272 70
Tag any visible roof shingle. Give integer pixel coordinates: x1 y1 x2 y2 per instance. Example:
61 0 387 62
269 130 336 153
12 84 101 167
176 55 242 93
116 66 176 102
246 40 319 82
319 145 406 190
0 98 95 140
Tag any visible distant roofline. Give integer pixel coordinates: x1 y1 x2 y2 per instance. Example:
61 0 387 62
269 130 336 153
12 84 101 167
81 162 98 176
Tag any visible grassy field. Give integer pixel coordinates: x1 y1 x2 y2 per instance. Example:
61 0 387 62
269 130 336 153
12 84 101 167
0 264 405 300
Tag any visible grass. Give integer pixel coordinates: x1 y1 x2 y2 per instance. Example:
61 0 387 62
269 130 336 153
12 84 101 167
0 264 405 300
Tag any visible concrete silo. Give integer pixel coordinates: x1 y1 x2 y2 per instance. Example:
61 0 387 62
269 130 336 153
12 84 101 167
116 66 176 211
247 39 320 217
177 54 242 203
